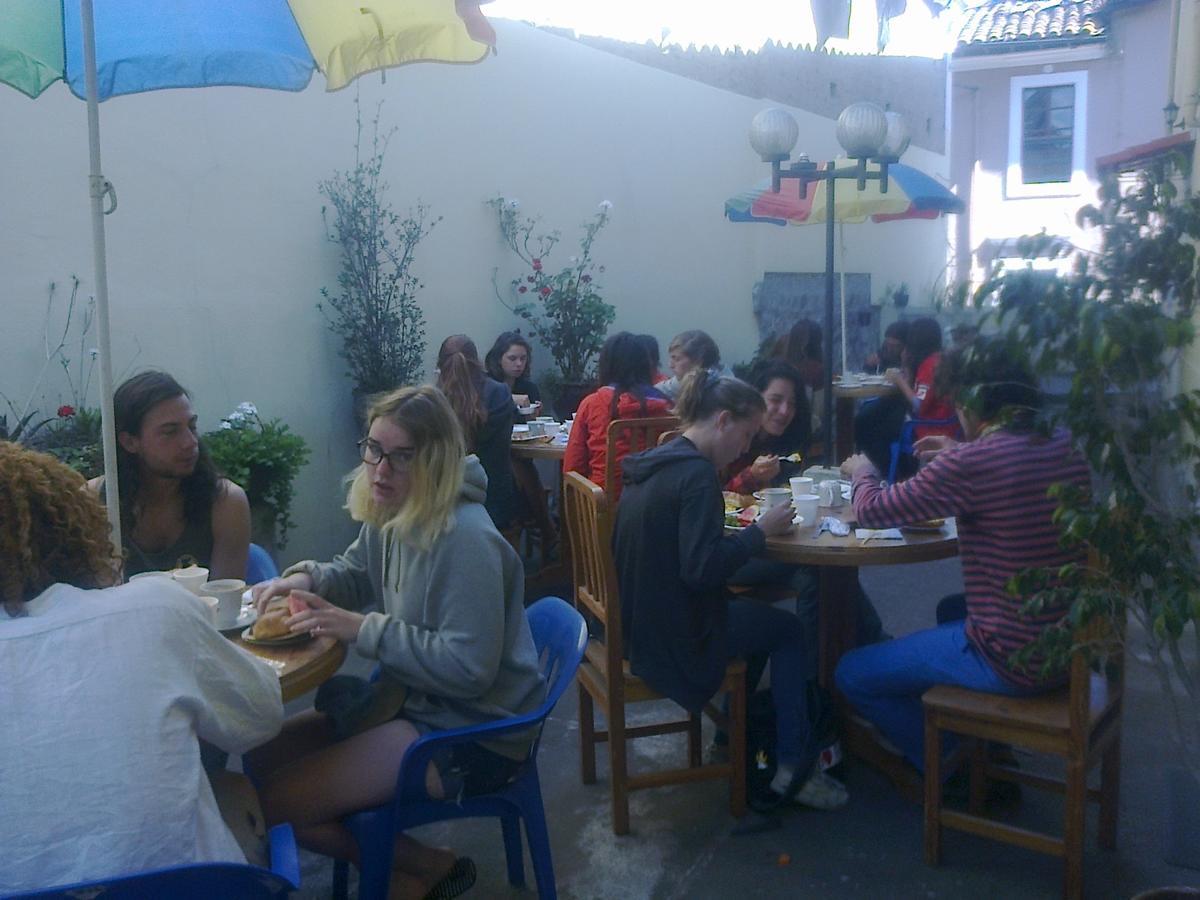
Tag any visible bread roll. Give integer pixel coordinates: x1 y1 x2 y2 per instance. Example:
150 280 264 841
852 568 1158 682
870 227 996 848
251 599 292 640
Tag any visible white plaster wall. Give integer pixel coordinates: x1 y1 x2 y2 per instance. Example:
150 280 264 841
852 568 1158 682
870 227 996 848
0 20 950 562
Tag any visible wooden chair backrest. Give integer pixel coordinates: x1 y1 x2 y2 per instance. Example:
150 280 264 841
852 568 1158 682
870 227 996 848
657 428 683 446
563 471 625 661
603 416 681 501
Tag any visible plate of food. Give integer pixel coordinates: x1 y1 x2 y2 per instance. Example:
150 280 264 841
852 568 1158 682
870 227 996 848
241 595 313 646
900 517 947 533
725 505 759 529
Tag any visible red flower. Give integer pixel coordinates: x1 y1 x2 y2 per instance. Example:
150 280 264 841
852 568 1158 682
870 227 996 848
531 258 543 271
540 286 552 296
57 405 75 418
518 285 528 294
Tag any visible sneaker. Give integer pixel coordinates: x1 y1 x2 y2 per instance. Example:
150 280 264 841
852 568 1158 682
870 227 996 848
770 763 849 810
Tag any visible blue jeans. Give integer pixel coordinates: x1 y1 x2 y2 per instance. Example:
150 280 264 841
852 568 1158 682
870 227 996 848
834 621 1032 771
727 598 812 767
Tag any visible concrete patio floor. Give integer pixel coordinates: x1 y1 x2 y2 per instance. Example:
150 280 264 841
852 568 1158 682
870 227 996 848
283 556 1199 899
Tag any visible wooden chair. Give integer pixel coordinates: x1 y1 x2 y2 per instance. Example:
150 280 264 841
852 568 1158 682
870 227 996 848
603 416 680 502
563 471 747 835
922 618 1124 899
656 427 683 446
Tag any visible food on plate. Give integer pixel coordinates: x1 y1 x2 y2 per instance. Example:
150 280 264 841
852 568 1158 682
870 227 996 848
722 491 742 513
251 597 293 640
724 505 759 528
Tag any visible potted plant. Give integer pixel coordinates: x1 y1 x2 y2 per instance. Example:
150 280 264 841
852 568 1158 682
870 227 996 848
991 154 1200 870
320 99 437 418
489 196 617 418
38 405 104 478
204 403 310 553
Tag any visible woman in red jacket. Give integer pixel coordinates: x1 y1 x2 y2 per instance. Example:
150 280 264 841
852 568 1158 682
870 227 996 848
564 331 672 499
886 317 957 440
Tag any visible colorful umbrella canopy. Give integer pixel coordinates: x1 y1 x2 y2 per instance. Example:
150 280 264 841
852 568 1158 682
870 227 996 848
724 161 963 226
0 0 495 548
0 0 494 100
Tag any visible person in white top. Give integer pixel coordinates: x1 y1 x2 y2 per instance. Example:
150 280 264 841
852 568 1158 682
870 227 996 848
0 444 284 894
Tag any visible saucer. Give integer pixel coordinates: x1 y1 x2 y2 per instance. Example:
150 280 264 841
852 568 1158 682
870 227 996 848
218 605 257 634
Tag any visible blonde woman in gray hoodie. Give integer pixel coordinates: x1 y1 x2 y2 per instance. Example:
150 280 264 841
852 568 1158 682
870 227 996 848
247 385 544 900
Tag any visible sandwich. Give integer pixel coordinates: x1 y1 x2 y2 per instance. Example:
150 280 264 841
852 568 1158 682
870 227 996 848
251 593 307 640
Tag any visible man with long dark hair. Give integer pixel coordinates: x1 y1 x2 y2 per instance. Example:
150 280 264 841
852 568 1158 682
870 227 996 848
88 370 250 579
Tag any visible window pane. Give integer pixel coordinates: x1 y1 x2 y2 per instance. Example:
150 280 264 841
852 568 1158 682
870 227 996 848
1022 85 1075 184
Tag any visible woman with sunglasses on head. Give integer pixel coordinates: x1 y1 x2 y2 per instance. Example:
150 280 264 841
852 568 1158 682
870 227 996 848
247 385 545 900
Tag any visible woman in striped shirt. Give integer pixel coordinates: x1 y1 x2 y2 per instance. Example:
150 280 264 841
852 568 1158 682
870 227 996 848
834 340 1089 772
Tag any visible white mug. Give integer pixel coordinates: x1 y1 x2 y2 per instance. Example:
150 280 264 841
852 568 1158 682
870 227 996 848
759 487 792 511
792 494 821 532
197 595 220 627
172 565 210 594
202 579 247 629
789 476 814 502
818 480 844 508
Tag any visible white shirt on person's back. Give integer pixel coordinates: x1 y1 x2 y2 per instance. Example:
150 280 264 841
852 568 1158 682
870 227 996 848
0 579 284 893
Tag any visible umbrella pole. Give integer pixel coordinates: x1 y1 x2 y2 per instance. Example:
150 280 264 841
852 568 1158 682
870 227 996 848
822 165 835 460
80 0 122 555
839 224 848 376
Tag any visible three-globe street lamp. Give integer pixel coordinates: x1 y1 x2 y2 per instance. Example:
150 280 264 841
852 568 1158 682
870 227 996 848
747 102 911 459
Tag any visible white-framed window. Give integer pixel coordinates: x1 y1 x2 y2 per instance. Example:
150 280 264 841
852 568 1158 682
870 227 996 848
1006 70 1088 198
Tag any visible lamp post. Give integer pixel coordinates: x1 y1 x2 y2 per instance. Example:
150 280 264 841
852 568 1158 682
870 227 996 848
748 102 910 461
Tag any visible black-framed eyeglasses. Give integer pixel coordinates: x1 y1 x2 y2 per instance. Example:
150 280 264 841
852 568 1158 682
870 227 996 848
357 438 417 471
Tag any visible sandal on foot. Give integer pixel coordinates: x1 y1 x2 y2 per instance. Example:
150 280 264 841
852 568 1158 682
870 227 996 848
424 856 477 900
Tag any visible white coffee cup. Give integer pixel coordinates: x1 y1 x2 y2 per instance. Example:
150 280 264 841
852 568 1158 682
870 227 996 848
197 595 220 626
172 565 210 594
759 487 793 511
526 421 544 437
202 579 247 629
818 480 844 508
128 570 172 583
792 493 821 532
789 476 814 502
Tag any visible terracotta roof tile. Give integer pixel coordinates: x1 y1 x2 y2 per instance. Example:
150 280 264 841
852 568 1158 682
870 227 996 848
956 0 1106 49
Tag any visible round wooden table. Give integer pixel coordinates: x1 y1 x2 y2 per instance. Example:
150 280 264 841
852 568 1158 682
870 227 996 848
237 634 346 703
510 435 568 461
755 499 958 686
752 496 958 791
833 380 899 463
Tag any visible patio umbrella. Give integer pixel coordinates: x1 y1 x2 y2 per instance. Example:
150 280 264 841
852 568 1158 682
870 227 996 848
724 160 963 457
0 0 495 548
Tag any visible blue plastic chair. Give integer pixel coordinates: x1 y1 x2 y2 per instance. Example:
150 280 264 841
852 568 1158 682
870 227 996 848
7 823 300 899
246 542 280 584
887 415 961 483
331 596 587 900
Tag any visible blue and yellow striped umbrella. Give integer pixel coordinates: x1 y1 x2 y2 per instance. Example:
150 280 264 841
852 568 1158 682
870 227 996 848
0 0 495 547
0 0 495 99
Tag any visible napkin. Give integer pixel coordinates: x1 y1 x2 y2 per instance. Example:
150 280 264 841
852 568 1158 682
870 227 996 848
854 528 904 541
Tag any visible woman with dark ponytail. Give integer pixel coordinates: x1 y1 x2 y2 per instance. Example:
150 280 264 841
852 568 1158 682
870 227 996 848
613 370 849 810
563 331 671 499
436 335 517 529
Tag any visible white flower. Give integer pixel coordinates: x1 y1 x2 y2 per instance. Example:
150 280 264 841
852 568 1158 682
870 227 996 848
219 420 233 430
599 200 613 210
569 256 579 264
508 199 520 209
88 347 99 359
236 401 257 416
225 411 246 425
